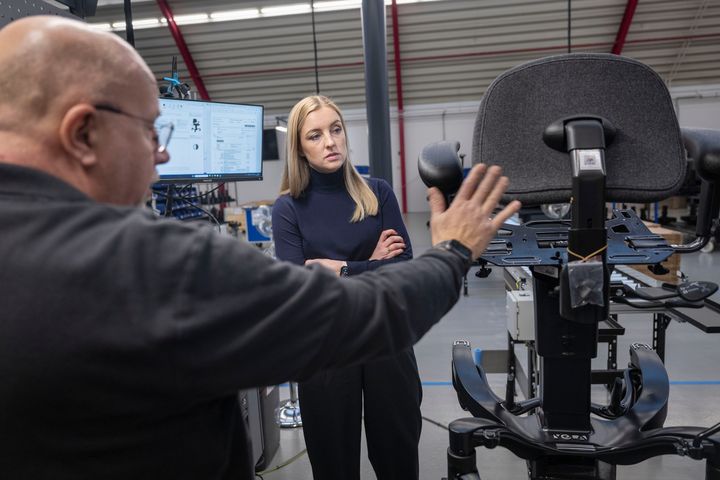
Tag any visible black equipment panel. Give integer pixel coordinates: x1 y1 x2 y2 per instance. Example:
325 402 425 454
480 209 674 267
671 299 720 333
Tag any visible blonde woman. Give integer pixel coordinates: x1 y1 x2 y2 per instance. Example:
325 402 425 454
272 95 421 480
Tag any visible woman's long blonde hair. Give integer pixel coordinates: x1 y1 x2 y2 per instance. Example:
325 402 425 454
280 95 378 222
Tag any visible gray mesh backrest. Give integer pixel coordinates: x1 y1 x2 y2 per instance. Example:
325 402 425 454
472 53 686 205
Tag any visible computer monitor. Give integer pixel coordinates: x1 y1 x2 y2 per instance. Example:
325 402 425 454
262 128 280 161
156 98 264 182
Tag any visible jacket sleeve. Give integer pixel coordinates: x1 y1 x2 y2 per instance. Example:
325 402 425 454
169 227 465 396
271 195 306 266
345 179 414 275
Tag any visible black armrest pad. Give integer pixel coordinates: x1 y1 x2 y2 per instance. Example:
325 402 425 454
682 128 720 183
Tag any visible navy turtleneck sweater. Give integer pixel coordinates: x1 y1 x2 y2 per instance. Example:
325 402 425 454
272 167 412 275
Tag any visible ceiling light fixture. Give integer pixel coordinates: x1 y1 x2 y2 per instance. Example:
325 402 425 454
261 3 312 17
89 22 113 31
313 0 361 12
111 17 159 30
172 13 210 26
210 8 261 21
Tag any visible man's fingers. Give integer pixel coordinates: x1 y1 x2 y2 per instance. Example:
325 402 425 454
481 175 510 213
472 165 503 204
427 187 447 216
491 200 522 229
454 164 487 202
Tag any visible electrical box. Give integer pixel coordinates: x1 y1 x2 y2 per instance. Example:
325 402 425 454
244 205 273 243
507 290 535 341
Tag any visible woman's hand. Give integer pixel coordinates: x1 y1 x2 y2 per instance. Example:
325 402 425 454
305 258 347 276
369 229 406 261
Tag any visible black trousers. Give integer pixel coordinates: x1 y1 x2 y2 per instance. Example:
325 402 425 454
298 348 422 480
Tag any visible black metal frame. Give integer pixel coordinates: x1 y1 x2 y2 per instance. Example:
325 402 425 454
445 118 720 480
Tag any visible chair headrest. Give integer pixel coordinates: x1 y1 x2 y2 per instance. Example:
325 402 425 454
472 53 686 206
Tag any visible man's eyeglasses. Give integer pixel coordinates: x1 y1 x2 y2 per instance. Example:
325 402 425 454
94 103 174 154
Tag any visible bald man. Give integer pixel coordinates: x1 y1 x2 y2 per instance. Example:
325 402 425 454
0 16 520 480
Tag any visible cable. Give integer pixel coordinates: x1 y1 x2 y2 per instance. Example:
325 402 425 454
177 197 222 233
153 190 222 233
256 448 308 476
567 0 572 53
566 244 607 262
151 183 225 202
254 416 448 475
422 415 449 430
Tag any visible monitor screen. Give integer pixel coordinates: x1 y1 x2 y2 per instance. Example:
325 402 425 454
155 98 264 182
262 128 280 161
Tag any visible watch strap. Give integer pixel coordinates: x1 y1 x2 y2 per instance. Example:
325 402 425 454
433 239 474 271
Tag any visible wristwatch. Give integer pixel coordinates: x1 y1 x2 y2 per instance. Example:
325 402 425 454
433 239 474 271
339 265 350 277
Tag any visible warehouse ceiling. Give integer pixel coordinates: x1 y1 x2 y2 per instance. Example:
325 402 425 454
87 0 720 116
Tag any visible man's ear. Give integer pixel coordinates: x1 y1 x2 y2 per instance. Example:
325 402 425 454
58 104 100 168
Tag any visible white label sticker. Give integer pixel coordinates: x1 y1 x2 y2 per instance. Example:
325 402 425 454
577 150 603 171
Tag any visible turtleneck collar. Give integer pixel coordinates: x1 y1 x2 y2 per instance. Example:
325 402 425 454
308 166 345 192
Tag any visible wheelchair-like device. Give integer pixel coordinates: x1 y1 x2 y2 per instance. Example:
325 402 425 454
418 53 720 480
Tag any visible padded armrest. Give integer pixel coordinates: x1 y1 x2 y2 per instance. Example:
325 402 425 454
418 140 464 197
682 128 720 183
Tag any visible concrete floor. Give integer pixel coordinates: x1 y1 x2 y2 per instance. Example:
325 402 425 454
261 212 720 480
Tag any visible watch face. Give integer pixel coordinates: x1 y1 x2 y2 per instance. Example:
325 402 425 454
340 266 350 277
450 240 473 259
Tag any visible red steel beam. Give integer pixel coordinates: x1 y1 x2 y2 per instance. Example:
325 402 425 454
612 0 639 55
391 0 408 214
156 0 211 101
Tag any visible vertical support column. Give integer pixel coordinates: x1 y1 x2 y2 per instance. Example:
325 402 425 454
528 344 537 398
652 313 670 363
505 332 517 408
606 335 618 390
361 0 393 185
123 0 135 47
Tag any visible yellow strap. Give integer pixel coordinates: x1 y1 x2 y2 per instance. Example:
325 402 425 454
566 244 608 262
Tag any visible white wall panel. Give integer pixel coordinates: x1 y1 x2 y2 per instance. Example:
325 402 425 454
678 97 720 130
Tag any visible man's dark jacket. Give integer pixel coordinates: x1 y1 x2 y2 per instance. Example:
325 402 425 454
0 164 465 479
